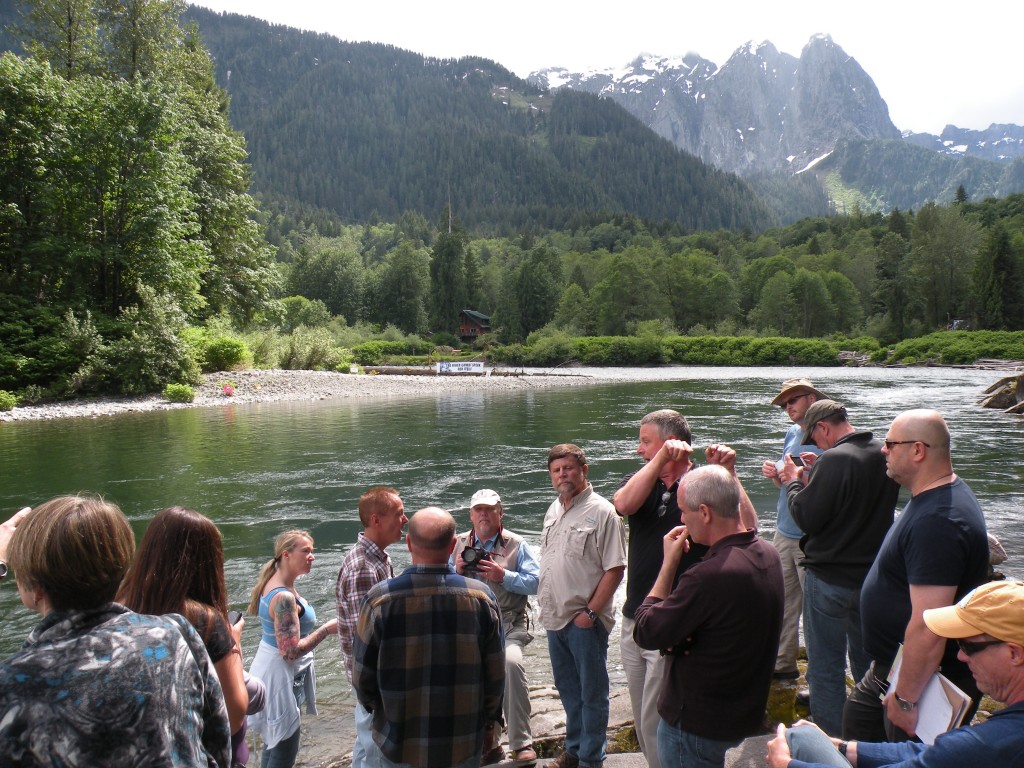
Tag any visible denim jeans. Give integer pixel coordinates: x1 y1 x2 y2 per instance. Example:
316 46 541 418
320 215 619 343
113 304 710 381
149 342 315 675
260 727 300 768
657 720 738 768
548 621 610 768
352 686 374 768
802 570 871 737
785 724 853 767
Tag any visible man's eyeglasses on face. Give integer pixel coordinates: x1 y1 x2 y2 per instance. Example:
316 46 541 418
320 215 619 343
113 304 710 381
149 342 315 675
957 638 1004 656
781 393 809 408
884 439 932 450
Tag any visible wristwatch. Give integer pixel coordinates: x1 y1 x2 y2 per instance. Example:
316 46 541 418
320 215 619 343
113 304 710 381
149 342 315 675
582 607 599 624
894 692 917 711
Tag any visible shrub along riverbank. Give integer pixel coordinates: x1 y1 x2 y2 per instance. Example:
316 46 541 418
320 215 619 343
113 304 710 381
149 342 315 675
3 329 1023 413
489 330 1024 368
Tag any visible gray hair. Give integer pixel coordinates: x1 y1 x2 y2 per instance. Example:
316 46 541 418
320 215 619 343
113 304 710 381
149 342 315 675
640 409 692 443
680 465 739 519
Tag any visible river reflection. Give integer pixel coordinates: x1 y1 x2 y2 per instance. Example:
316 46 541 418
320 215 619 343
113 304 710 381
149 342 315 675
1 366 1022 709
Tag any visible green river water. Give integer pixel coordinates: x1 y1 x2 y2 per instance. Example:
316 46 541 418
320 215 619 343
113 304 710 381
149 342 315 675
2 365 1022 708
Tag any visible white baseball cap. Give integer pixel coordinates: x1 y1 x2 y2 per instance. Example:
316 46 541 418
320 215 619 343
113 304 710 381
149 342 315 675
470 489 502 507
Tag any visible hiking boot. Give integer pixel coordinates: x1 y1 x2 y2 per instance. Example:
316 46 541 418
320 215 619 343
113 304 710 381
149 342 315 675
549 751 579 768
482 745 505 765
513 746 538 765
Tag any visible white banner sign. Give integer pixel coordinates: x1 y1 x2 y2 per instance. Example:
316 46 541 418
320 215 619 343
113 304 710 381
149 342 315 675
436 361 486 374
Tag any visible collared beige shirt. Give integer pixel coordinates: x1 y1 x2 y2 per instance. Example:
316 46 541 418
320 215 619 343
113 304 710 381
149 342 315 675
537 483 627 632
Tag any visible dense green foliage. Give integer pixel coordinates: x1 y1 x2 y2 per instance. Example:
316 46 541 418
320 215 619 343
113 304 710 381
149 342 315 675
172 6 775 234
163 382 195 402
882 331 1024 365
0 389 16 410
488 334 872 368
821 139 1024 214
2 1 1024 400
0 0 275 395
255 195 1024 355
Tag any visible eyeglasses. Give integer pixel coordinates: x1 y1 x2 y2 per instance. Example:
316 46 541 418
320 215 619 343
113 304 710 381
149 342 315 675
656 490 672 518
781 393 809 408
957 638 1004 656
883 439 931 450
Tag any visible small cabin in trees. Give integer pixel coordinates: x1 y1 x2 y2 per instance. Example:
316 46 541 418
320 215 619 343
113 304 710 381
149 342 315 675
459 310 490 343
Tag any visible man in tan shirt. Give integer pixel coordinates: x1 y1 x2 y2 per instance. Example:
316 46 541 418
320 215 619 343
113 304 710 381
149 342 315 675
537 444 627 768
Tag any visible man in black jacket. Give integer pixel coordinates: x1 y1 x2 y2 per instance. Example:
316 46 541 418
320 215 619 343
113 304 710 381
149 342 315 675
779 400 899 736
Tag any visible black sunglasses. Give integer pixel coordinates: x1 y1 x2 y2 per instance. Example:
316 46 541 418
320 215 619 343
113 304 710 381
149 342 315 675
656 490 672 518
780 393 809 408
957 638 1004 656
884 439 931 450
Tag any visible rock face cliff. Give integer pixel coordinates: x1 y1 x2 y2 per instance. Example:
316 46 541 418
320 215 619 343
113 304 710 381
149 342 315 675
530 35 902 177
904 124 1024 162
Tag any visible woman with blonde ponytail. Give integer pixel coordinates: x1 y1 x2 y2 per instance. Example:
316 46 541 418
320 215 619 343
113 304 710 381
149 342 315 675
246 530 338 768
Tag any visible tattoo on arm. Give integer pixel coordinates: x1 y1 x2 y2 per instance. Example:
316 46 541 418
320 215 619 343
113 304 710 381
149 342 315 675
273 592 301 659
274 591 333 661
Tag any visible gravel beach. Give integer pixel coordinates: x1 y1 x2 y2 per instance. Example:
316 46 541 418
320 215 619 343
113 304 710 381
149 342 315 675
0 367 612 423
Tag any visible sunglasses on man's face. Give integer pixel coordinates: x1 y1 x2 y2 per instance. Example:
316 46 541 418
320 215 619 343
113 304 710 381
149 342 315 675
957 638 1004 656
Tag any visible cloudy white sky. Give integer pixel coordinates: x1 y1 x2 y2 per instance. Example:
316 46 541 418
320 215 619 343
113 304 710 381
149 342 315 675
191 0 1023 135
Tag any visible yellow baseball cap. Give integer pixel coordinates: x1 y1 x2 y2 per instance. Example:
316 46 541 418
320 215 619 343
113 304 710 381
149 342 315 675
923 580 1024 645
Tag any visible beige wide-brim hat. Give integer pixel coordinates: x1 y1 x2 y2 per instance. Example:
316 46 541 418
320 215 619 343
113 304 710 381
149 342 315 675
771 378 828 407
923 580 1024 645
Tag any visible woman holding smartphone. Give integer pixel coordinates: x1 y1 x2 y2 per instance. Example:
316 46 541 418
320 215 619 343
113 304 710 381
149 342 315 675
118 506 256 766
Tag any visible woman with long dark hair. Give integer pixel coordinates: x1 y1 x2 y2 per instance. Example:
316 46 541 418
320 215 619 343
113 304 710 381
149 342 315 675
118 506 254 766
1 497 231 766
246 529 338 768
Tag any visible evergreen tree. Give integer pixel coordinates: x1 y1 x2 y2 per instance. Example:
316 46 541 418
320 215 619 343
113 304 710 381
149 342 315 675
972 223 1024 330
377 241 429 334
910 202 981 328
888 208 910 239
510 246 562 337
552 283 594 335
873 232 912 340
428 208 467 334
463 247 481 310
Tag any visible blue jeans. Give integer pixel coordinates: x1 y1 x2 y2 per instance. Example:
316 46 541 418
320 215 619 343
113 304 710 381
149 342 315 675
352 686 374 768
548 621 610 768
786 724 853 767
261 727 300 768
802 570 871 737
657 720 738 768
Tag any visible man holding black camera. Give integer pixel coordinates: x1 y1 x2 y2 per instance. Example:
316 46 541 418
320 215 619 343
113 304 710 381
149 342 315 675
453 489 540 765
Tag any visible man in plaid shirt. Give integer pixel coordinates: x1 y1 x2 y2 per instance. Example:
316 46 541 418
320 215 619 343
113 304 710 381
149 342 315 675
354 506 505 768
336 486 408 768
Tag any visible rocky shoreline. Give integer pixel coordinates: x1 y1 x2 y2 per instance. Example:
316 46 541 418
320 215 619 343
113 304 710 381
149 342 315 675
0 368 611 423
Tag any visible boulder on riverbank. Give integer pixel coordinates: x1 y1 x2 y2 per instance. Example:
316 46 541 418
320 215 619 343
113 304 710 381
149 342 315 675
979 373 1024 414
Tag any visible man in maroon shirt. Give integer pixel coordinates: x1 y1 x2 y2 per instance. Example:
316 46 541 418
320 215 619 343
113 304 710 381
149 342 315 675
634 463 784 768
